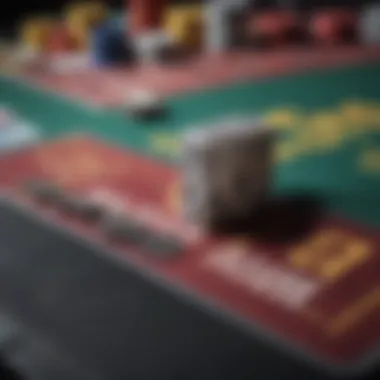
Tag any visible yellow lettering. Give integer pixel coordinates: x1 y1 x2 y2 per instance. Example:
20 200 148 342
328 287 380 335
320 240 372 280
275 141 300 163
150 133 180 158
305 112 346 151
149 103 380 169
269 102 380 163
288 229 372 282
340 101 380 133
359 148 380 174
264 109 302 131
305 287 380 336
291 129 317 155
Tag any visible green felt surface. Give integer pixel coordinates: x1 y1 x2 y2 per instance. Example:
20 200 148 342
1 62 380 228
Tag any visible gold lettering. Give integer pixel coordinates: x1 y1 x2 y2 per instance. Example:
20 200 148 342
267 102 380 163
328 287 380 335
150 133 179 158
305 112 346 151
288 229 372 282
320 240 372 280
359 148 380 174
147 103 380 169
290 128 317 156
305 287 380 336
264 109 302 131
340 101 380 133
275 141 300 163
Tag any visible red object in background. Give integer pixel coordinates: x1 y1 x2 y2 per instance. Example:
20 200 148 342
247 11 302 46
310 9 358 45
128 0 168 35
46 24 76 53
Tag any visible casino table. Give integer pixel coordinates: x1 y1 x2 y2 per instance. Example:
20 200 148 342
0 48 380 379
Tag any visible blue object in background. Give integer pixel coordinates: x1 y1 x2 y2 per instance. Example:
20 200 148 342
110 12 128 32
90 18 134 67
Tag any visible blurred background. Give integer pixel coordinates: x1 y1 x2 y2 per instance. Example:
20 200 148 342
1 0 372 37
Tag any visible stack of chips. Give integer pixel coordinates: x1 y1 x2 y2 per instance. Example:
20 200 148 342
164 5 204 52
46 23 76 53
204 0 248 53
64 1 108 49
204 1 233 53
309 8 357 46
129 0 167 36
19 17 55 52
246 10 301 47
91 19 133 67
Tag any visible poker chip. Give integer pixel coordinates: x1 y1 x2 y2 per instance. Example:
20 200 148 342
309 9 357 45
246 11 301 47
124 89 164 119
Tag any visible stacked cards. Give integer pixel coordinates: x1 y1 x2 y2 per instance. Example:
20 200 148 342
181 115 276 230
0 107 40 154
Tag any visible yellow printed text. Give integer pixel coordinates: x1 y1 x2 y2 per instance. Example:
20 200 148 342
288 229 372 282
305 287 380 336
359 148 380 175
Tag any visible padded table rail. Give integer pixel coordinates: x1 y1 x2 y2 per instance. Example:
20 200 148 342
0 200 379 380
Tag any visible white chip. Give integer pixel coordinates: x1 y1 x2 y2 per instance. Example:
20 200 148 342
183 114 271 150
125 89 162 115
129 89 157 106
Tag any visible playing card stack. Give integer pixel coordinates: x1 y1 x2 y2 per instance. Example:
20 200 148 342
180 116 276 231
